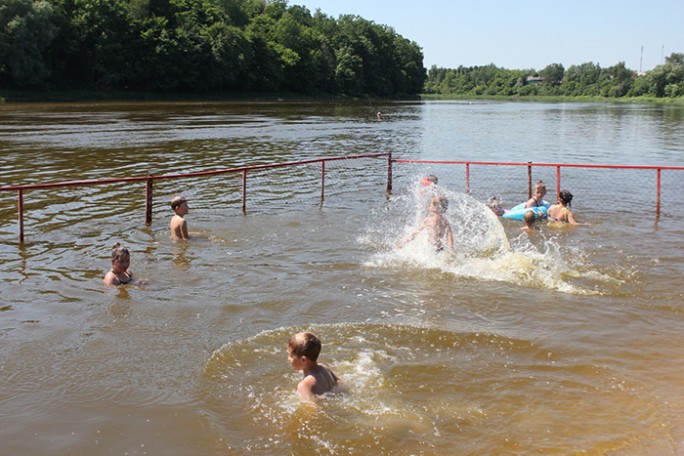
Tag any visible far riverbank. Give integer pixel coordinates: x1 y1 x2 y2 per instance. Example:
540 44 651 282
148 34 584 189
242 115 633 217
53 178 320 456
1 88 682 105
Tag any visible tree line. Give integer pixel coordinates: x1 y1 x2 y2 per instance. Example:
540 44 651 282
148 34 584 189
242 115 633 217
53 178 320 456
0 0 426 97
424 53 684 99
3 0 682 100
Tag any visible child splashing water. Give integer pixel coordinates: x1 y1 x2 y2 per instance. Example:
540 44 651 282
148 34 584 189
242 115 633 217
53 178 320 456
398 195 454 253
374 178 610 294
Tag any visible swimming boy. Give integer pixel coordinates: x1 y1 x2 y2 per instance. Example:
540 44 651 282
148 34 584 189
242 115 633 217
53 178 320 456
399 195 454 253
170 196 189 240
287 332 341 401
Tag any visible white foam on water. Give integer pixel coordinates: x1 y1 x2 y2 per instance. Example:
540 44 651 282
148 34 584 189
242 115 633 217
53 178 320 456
364 178 622 295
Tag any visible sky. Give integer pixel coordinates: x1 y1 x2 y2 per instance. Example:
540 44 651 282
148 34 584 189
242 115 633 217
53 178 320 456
292 0 683 72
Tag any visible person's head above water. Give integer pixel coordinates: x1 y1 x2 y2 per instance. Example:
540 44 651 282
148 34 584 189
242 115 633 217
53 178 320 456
170 196 187 210
288 332 322 362
559 190 573 206
429 195 448 214
421 175 438 187
533 180 547 197
111 242 130 265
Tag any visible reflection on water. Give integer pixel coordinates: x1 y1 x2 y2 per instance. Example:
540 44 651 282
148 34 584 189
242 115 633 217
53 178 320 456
1 101 684 454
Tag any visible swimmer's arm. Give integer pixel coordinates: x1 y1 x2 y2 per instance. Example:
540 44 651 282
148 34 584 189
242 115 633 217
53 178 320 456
297 376 317 401
524 198 535 208
446 225 454 252
103 271 119 286
397 220 427 248
180 218 189 239
567 211 590 226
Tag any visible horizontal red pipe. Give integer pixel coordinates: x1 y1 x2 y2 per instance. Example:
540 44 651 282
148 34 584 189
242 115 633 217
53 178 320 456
392 159 684 171
0 153 391 192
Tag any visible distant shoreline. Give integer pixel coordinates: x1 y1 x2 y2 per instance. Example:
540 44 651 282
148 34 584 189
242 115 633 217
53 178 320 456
419 93 684 105
1 89 681 105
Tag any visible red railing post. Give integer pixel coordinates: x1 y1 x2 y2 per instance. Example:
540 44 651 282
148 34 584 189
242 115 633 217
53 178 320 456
387 152 393 193
320 160 325 202
656 168 661 217
242 170 247 214
556 165 561 200
145 176 153 225
527 162 533 198
465 163 470 193
18 189 24 244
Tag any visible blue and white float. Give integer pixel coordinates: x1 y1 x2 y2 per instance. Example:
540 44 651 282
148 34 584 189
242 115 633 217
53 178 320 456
502 200 550 220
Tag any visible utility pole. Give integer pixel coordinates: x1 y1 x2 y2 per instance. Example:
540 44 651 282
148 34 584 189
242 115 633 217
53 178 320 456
639 46 643 73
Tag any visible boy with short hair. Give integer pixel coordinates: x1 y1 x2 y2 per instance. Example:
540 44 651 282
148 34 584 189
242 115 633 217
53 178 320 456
287 332 341 401
170 196 189 240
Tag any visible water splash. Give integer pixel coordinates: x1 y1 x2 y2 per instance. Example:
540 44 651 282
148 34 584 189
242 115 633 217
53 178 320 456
365 178 620 295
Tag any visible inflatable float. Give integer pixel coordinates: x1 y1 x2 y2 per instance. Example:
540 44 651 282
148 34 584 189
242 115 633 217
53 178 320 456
502 200 550 220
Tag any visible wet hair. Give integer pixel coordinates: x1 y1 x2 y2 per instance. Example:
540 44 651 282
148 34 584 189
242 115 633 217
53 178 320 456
523 210 536 225
170 196 187 209
288 332 321 361
430 195 448 213
111 242 130 263
559 190 573 206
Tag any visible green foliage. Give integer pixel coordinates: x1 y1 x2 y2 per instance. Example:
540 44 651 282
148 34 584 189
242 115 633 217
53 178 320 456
424 54 684 100
0 0 59 87
1 0 426 97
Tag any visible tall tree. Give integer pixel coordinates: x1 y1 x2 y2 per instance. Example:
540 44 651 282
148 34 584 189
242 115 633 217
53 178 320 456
0 0 58 87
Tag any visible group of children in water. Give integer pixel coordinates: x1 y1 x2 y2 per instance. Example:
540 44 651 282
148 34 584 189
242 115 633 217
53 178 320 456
489 179 588 234
102 196 342 399
518 180 589 233
102 175 587 400
397 176 588 253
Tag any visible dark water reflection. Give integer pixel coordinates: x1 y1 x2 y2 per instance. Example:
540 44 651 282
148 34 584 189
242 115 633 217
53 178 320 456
1 100 684 455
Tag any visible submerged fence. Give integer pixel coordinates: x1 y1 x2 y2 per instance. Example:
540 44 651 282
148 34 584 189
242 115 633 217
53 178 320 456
1 154 683 243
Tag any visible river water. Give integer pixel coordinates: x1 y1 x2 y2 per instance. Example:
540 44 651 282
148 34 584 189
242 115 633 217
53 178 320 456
1 100 684 455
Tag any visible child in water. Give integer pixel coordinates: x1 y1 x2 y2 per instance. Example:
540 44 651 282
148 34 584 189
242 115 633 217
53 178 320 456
521 210 540 234
525 180 547 208
548 190 590 226
170 196 190 240
487 196 506 216
103 242 134 286
398 195 454 253
287 332 342 401
420 174 438 188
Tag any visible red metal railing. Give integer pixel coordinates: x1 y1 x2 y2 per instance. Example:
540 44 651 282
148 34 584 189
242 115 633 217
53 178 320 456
393 159 684 217
0 153 393 243
3 155 682 243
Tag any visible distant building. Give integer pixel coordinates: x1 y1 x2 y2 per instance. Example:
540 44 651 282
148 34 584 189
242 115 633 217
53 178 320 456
526 76 544 84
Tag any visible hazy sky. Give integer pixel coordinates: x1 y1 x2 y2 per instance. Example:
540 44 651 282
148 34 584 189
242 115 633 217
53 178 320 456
293 0 682 72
